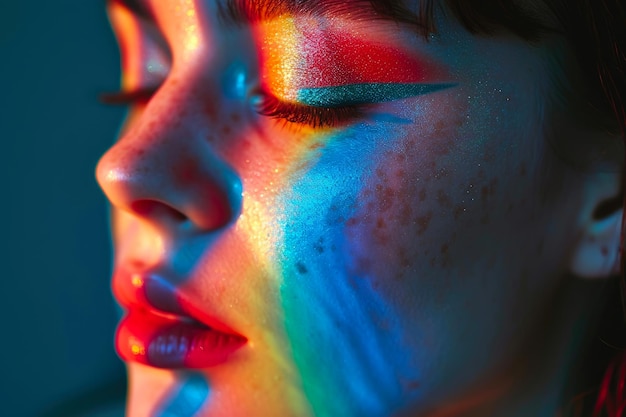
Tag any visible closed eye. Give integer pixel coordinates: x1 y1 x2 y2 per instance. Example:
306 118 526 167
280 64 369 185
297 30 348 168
256 83 455 129
256 91 367 128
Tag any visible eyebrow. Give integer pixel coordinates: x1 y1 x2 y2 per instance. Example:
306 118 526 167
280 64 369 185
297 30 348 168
218 0 421 27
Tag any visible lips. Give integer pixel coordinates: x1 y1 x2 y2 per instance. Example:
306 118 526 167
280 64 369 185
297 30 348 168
116 308 246 368
113 270 247 369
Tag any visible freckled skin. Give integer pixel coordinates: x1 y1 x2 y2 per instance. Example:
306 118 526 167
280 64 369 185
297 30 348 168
98 1 601 417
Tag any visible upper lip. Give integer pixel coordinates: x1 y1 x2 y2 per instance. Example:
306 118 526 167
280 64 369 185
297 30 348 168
113 267 245 338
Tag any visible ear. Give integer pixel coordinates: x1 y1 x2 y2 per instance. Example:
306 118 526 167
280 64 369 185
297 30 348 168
569 172 623 279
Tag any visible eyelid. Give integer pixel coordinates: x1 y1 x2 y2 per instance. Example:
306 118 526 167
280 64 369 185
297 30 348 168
296 83 456 107
254 82 457 129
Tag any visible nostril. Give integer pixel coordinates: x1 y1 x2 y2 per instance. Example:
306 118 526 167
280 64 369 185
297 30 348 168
97 138 243 232
131 200 188 223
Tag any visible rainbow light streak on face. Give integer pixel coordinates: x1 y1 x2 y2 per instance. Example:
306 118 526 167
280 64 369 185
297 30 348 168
251 22 458 413
276 119 431 416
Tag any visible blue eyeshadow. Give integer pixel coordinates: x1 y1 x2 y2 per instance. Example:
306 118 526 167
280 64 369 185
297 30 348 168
297 83 456 107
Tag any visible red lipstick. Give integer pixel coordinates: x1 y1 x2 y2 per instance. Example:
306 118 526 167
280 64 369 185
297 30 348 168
116 308 246 369
113 270 246 369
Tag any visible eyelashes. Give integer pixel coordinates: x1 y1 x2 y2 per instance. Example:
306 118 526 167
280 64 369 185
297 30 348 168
261 83 455 128
99 87 157 105
256 91 366 128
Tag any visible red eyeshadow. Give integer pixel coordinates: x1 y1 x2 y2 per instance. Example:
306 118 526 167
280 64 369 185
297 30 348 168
299 31 445 88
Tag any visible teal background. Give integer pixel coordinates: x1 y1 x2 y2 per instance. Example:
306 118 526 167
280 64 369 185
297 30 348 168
0 1 126 416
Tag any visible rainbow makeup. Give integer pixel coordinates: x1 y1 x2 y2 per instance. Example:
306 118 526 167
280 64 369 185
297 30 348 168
257 16 454 109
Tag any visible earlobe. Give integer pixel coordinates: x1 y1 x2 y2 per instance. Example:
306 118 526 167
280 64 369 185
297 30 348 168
570 206 623 279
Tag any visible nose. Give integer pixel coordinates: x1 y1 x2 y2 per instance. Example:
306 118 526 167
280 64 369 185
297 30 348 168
96 83 243 233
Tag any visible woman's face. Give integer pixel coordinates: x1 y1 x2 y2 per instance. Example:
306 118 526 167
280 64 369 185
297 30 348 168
97 0 595 415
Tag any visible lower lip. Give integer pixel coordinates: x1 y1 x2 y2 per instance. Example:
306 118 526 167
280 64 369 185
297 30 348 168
116 309 246 369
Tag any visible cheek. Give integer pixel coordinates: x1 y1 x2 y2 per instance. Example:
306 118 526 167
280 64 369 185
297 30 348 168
338 93 541 306
340 102 466 285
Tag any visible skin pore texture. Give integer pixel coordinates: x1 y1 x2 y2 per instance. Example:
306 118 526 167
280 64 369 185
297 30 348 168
97 0 623 416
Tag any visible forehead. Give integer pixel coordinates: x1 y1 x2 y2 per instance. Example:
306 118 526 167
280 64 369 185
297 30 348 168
216 0 408 15
108 0 560 58
109 0 420 23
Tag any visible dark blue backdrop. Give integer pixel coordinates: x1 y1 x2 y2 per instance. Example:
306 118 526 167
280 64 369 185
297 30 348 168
1 1 127 416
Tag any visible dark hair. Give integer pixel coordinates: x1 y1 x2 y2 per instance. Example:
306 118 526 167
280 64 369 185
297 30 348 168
401 0 626 415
